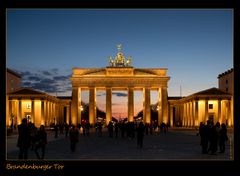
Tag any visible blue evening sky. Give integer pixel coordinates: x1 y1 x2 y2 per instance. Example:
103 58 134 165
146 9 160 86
7 9 233 104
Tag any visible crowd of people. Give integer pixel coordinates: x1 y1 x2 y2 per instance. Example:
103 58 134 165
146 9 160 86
16 117 229 160
199 120 228 155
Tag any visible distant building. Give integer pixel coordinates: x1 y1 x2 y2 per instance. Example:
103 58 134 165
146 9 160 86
218 68 234 94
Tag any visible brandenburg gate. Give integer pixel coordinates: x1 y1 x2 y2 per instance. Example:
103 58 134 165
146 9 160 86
70 45 170 126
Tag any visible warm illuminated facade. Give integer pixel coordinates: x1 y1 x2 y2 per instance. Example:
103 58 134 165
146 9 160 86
6 88 71 128
169 88 233 127
70 45 170 126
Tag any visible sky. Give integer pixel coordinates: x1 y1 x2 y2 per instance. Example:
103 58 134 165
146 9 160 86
6 9 233 118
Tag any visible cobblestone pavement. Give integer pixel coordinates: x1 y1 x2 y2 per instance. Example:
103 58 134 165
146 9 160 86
6 128 233 160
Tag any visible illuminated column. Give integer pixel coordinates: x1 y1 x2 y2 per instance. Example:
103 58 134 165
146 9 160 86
188 102 190 127
48 102 51 124
6 98 10 126
143 88 150 124
46 101 49 126
128 87 134 122
158 88 163 126
71 87 80 125
205 99 208 122
18 99 22 124
89 87 96 125
31 99 35 124
170 105 173 127
66 106 70 124
41 100 45 125
183 103 186 126
191 101 194 127
162 87 168 124
44 100 47 126
231 96 233 127
227 100 231 126
187 103 189 127
218 99 222 123
53 103 56 123
195 100 199 126
106 87 112 125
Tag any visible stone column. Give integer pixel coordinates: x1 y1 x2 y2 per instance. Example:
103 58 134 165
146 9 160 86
18 99 22 124
158 88 163 126
106 87 112 125
218 99 222 123
8 99 12 126
46 101 49 126
162 87 168 124
31 99 35 124
71 87 80 125
41 100 45 125
170 105 173 127
227 100 231 126
143 88 150 124
184 103 186 126
66 106 70 125
195 101 199 126
186 103 189 127
191 101 194 127
89 87 96 125
205 99 208 122
128 87 134 122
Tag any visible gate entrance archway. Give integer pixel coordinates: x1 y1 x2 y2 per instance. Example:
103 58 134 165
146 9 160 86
70 45 170 126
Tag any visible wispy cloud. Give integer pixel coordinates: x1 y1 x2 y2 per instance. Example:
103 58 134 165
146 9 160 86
18 68 71 95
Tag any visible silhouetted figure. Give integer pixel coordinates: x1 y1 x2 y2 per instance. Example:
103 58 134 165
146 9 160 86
17 118 31 159
69 125 79 152
115 122 119 138
208 121 218 155
85 120 90 136
34 125 47 159
29 123 37 150
65 123 69 137
199 122 208 154
54 124 58 138
219 123 228 153
98 122 103 137
137 122 145 148
108 121 114 137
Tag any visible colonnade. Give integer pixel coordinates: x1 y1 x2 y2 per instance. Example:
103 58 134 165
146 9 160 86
71 87 169 126
7 98 70 127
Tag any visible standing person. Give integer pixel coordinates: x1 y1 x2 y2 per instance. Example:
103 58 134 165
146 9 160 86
35 125 47 159
108 121 113 138
69 125 79 152
17 118 31 159
137 122 145 148
219 123 228 153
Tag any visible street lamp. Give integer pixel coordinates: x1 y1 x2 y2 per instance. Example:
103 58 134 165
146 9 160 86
80 105 84 111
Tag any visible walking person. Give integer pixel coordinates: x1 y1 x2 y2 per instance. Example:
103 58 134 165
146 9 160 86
69 125 79 152
137 122 145 148
17 118 31 159
34 125 47 159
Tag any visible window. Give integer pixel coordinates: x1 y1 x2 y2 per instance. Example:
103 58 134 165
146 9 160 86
226 79 228 84
209 104 213 109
